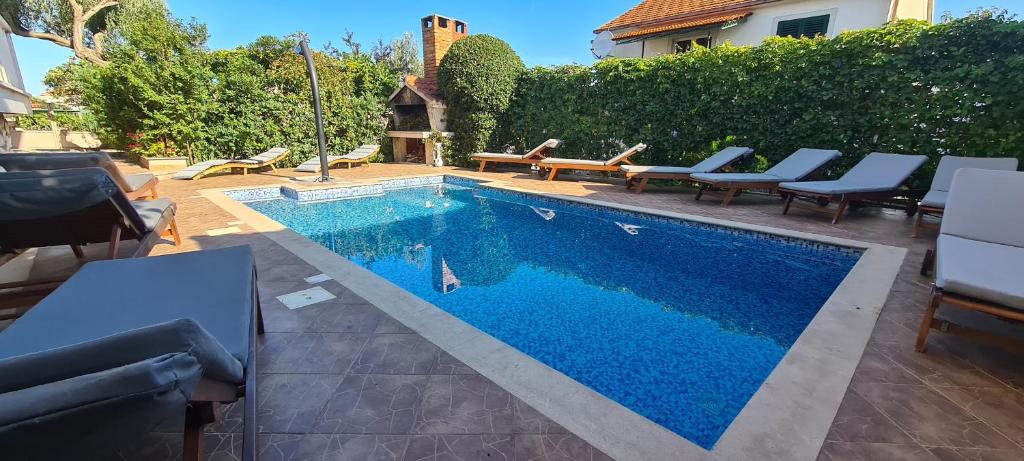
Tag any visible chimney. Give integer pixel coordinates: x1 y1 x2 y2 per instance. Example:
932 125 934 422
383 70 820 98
422 14 468 84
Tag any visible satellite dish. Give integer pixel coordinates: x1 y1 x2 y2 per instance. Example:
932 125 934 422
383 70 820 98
591 30 615 59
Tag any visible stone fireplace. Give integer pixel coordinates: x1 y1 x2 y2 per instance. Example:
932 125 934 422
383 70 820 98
386 14 467 164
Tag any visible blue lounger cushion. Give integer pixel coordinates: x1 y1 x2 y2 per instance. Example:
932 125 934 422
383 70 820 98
691 148 841 184
0 245 255 367
780 153 928 195
0 319 243 394
620 146 754 175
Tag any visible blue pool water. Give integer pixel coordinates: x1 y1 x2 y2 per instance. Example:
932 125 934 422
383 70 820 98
245 178 860 449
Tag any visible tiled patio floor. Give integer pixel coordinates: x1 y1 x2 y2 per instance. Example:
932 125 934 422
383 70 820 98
41 161 1024 460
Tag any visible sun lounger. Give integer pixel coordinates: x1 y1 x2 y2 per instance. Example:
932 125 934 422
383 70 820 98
473 139 563 172
690 148 842 206
294 144 381 173
620 146 754 193
173 147 290 180
911 156 1019 237
0 168 180 312
915 168 1024 353
540 143 647 181
779 152 928 224
0 246 263 461
0 151 159 199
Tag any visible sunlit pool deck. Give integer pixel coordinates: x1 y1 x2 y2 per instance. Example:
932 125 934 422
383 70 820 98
122 162 1024 461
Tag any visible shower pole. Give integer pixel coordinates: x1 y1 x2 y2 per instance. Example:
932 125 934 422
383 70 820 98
297 36 330 182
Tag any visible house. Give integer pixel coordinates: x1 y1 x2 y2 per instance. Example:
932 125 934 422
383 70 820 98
0 15 32 150
386 14 467 165
594 0 934 58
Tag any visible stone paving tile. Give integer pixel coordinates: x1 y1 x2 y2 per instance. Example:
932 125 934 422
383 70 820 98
258 332 369 374
851 381 1019 450
934 387 1024 448
259 434 411 461
817 441 941 461
313 374 515 435
352 334 477 375
513 434 615 461
927 447 1024 461
826 391 916 444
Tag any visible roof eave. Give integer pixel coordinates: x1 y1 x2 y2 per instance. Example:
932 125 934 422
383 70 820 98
596 0 781 33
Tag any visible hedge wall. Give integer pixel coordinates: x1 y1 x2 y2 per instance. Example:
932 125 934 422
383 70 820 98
491 14 1024 184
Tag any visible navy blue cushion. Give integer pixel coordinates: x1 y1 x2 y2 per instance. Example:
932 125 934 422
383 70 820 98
0 246 256 366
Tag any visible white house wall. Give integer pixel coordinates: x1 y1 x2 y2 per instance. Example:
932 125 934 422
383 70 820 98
609 0 919 58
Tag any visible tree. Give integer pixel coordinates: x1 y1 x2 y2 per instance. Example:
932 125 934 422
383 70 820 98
437 34 524 165
0 0 133 65
371 32 423 77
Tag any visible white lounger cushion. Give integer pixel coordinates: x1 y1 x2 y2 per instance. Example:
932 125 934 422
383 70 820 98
239 147 289 164
620 165 696 174
294 145 379 172
936 235 1024 309
920 190 947 208
172 159 230 179
941 169 1024 247
474 153 537 160
474 139 562 160
541 158 606 166
689 173 783 184
935 168 1024 308
541 143 647 167
620 146 754 176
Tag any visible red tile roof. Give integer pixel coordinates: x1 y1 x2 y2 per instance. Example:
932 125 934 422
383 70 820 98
597 0 779 32
612 11 751 40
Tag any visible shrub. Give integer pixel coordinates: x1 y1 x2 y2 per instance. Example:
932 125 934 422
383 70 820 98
493 13 1024 185
438 35 524 166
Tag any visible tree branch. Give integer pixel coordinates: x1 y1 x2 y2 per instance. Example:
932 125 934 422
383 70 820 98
8 21 72 48
83 0 119 23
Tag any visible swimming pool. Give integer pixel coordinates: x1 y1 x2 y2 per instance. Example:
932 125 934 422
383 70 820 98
241 177 861 450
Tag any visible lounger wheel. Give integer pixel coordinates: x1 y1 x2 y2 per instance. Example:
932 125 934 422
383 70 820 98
816 197 830 207
905 202 919 217
920 249 935 276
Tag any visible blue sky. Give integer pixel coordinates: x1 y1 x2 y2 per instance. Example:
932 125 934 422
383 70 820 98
14 0 1022 95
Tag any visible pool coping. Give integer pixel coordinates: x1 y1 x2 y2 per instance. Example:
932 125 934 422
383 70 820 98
200 173 907 461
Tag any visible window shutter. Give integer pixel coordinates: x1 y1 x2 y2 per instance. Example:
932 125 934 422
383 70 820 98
777 15 830 38
777 21 800 37
803 15 830 37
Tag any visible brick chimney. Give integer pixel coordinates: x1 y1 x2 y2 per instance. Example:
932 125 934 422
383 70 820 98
422 14 468 84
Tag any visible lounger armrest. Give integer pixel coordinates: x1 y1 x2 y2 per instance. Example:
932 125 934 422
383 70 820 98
0 318 244 394
0 352 203 429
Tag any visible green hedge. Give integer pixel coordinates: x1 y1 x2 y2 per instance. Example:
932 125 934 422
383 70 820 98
491 14 1024 184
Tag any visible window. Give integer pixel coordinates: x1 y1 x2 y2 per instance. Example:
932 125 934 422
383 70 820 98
438 17 449 28
777 14 830 38
675 36 713 53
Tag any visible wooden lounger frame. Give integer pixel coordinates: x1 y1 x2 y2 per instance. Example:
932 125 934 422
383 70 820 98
124 175 160 200
183 270 264 461
476 156 544 172
781 189 914 225
542 159 633 182
191 151 290 180
624 162 746 194
916 288 1024 354
912 204 943 238
693 180 783 206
